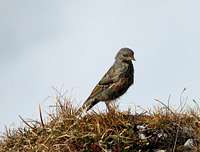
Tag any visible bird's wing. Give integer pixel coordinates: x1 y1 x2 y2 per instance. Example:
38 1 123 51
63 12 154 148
87 67 116 99
88 63 128 99
98 70 114 85
99 63 127 85
87 84 105 99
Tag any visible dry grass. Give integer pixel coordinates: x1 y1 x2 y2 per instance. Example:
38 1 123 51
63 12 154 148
0 96 200 152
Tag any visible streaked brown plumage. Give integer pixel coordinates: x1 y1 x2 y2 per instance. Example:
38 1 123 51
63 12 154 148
78 48 135 114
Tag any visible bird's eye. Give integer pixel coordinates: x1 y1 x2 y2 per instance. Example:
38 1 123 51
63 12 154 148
123 54 129 57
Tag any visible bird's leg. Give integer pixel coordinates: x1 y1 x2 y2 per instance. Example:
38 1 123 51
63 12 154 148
105 101 116 113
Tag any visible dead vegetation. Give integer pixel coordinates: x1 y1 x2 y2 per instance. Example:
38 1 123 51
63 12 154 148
0 96 200 152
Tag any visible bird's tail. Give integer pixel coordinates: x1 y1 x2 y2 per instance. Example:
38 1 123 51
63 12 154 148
76 98 98 116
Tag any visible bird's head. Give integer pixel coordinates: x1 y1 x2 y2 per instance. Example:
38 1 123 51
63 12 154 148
115 48 135 62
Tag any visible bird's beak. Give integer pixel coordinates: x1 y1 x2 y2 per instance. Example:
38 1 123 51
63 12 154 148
132 56 136 61
128 56 136 61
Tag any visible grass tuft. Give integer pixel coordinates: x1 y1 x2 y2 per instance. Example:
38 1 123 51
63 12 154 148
0 97 200 152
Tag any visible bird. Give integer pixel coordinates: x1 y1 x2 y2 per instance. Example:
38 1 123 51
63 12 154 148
77 48 135 115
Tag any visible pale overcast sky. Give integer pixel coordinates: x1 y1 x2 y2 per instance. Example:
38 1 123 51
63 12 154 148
0 0 199 132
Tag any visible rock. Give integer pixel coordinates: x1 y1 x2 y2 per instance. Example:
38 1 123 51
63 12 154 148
184 139 194 148
157 132 167 138
137 125 146 131
139 133 147 140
